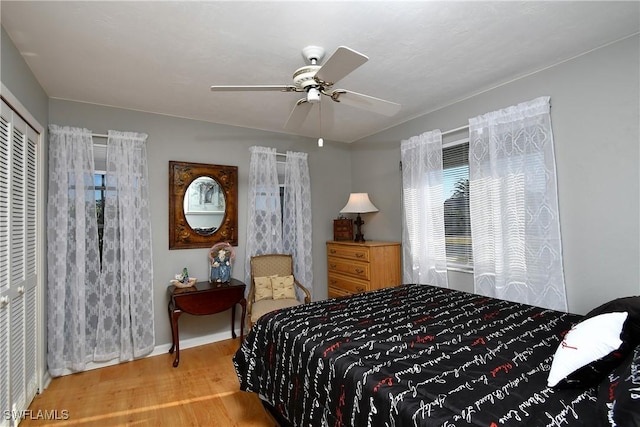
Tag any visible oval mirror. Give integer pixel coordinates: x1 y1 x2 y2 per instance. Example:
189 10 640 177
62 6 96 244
183 176 226 236
169 161 238 249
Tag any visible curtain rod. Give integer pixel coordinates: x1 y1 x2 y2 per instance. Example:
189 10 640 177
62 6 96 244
93 133 287 156
441 124 469 136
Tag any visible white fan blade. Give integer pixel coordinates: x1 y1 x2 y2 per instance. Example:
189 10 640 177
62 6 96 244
314 46 368 86
210 85 298 92
284 99 313 130
331 89 401 116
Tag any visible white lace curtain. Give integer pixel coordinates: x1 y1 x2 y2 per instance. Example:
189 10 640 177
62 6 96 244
245 146 282 281
283 151 313 292
468 96 567 311
245 146 313 294
400 130 449 287
47 125 154 376
47 125 100 375
95 130 154 360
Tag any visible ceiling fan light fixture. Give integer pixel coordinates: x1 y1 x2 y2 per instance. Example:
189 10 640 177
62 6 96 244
307 87 321 103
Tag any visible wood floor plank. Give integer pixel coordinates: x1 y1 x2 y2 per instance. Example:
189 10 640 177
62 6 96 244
21 339 278 427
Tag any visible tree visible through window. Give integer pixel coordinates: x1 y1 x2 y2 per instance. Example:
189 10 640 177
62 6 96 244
443 142 472 269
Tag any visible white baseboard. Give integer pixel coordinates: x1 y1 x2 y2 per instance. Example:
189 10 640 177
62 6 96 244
43 328 240 381
150 329 241 358
39 371 53 393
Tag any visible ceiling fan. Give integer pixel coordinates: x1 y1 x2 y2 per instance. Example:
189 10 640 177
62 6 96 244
210 45 401 131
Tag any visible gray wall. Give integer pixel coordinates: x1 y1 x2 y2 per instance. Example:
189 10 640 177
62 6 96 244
351 35 640 315
1 26 49 126
49 99 352 346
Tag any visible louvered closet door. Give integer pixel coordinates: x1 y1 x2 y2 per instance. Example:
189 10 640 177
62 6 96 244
0 99 39 426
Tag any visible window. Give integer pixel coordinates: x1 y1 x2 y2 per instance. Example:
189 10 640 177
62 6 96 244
277 159 285 220
443 141 472 269
94 173 106 256
253 160 284 217
94 143 107 257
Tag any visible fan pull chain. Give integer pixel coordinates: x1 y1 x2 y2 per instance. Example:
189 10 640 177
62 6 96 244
318 101 324 147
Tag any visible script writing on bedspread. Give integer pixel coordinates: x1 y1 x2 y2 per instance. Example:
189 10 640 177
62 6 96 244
234 284 597 427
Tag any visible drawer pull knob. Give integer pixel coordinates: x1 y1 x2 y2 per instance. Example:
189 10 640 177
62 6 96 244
355 268 364 274
330 264 337 268
356 253 364 258
330 279 337 284
330 249 337 254
356 286 364 292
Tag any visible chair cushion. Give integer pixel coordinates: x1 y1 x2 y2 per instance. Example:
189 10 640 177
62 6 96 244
271 275 296 299
254 275 275 301
251 298 300 323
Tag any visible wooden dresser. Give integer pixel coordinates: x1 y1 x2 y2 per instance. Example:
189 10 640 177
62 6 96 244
326 240 401 298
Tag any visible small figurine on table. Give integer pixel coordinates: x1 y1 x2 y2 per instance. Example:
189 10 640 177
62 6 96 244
179 267 189 284
209 242 235 283
171 267 195 288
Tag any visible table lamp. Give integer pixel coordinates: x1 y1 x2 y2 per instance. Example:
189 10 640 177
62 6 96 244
339 193 379 242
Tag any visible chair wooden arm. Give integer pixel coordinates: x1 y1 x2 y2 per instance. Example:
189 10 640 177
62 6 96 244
294 279 311 304
247 281 256 324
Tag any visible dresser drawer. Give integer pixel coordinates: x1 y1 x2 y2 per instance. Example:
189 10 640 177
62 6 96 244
328 273 370 294
326 243 370 262
328 286 353 299
328 256 370 280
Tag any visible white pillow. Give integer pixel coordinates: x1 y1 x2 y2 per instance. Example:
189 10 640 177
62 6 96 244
547 312 628 388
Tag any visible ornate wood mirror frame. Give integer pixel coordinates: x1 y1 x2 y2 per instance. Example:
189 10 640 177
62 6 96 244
169 161 238 249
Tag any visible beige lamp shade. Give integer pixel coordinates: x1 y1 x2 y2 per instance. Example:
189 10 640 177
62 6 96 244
340 193 379 214
339 193 378 242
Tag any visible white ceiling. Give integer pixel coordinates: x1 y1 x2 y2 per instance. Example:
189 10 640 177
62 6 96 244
2 1 639 143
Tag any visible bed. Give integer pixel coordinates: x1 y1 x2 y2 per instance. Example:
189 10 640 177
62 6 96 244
233 284 639 426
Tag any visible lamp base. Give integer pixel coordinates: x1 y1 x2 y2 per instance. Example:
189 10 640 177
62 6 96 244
353 214 366 242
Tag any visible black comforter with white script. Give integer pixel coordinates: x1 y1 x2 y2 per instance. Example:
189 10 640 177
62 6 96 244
234 284 597 426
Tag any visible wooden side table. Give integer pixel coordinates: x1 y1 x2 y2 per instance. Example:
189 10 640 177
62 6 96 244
167 278 246 367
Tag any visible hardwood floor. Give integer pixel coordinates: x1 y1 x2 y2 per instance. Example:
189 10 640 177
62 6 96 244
22 339 278 427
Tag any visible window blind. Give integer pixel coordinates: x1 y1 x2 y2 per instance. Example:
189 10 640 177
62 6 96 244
443 142 472 269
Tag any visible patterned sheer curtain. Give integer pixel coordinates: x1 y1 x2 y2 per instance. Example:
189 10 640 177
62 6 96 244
47 126 154 377
245 146 282 281
283 151 313 293
468 96 567 311
47 125 101 376
401 130 449 287
95 131 154 361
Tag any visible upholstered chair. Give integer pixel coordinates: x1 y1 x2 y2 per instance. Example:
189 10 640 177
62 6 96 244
248 254 311 326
